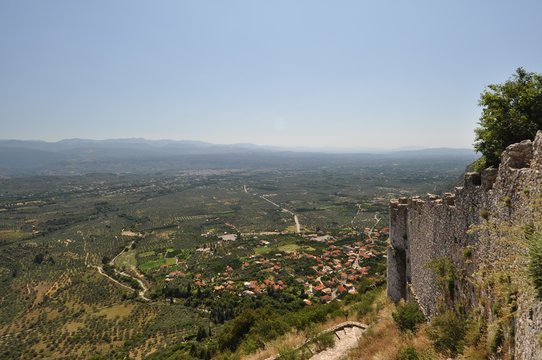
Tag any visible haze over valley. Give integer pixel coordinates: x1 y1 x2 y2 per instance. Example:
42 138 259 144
2 0 542 359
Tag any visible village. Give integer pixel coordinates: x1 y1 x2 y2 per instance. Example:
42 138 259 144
161 226 389 305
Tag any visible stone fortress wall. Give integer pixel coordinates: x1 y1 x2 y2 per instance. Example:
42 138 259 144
387 131 542 359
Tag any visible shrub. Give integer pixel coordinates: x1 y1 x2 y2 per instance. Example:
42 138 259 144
396 346 419 360
241 315 290 353
278 347 312 360
487 322 504 354
314 332 335 352
392 301 425 333
528 232 542 299
277 347 298 360
351 288 379 318
217 309 257 351
427 257 455 298
288 301 340 330
426 310 468 357
464 317 485 348
462 246 474 260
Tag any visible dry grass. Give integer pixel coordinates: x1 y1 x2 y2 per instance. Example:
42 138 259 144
347 295 443 360
233 290 445 360
0 229 30 240
32 282 50 307
240 297 369 360
241 330 306 360
130 334 164 360
347 303 402 359
64 320 84 333
45 308 61 321
409 327 435 351
316 314 353 331
154 230 172 239
96 303 135 319
240 314 353 360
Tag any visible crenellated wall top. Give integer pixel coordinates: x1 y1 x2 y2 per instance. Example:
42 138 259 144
390 130 542 207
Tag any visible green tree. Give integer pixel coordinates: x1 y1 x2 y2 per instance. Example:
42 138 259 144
474 67 542 168
33 253 45 264
217 309 257 351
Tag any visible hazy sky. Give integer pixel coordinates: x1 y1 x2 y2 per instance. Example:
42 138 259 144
1 1 541 149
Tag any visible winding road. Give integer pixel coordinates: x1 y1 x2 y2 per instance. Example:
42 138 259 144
93 240 151 301
95 265 150 301
96 266 133 292
119 270 150 301
369 213 381 237
350 203 363 228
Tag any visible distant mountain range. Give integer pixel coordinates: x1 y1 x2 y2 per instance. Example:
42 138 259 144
0 138 477 176
0 138 281 154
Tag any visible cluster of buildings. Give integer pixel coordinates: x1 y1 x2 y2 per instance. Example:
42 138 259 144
162 228 388 304
297 242 376 303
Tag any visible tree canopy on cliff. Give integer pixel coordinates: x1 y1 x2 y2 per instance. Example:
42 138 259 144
474 68 542 168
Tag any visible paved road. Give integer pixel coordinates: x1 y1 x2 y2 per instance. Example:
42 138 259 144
260 194 301 234
294 215 301 233
260 194 281 208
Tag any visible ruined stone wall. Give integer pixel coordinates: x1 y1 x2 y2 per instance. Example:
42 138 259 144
387 131 542 358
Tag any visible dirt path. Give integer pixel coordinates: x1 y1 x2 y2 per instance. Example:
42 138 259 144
83 240 89 266
93 239 151 301
95 266 150 301
95 266 134 292
119 270 151 301
109 240 135 266
371 213 381 233
350 204 363 228
265 322 367 360
309 326 365 360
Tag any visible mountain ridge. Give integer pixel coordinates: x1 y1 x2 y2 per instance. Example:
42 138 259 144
0 138 475 155
0 138 478 177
